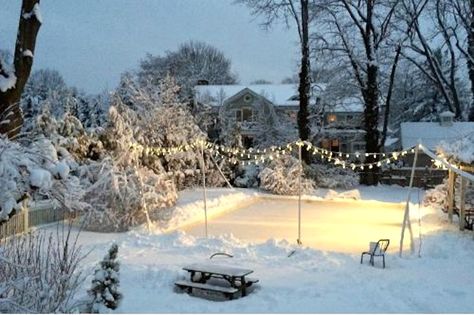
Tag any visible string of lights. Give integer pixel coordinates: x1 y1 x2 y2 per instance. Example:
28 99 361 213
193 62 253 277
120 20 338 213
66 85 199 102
128 138 425 170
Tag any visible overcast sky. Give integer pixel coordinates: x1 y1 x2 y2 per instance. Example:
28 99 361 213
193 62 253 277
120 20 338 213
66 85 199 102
0 0 299 94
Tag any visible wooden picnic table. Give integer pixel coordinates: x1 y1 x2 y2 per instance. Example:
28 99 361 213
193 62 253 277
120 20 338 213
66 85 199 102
175 263 257 299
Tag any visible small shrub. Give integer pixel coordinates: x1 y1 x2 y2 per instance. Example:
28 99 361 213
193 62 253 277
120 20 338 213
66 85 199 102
259 155 314 195
87 243 122 313
305 163 359 189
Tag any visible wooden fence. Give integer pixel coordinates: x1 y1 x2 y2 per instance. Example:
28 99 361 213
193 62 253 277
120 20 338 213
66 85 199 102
0 206 73 239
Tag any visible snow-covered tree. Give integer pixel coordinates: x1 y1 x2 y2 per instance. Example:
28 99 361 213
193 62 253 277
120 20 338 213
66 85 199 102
88 243 122 313
259 154 314 195
238 0 313 164
311 0 419 184
400 0 470 120
138 41 237 103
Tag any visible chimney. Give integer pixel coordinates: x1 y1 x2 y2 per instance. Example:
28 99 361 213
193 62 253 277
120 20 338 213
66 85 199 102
439 111 455 127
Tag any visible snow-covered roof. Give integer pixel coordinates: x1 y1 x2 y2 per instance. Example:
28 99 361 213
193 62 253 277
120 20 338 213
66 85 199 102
329 97 364 113
400 122 474 150
194 83 327 107
439 111 455 118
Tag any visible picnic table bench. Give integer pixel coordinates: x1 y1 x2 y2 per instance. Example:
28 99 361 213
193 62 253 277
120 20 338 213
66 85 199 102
175 263 259 300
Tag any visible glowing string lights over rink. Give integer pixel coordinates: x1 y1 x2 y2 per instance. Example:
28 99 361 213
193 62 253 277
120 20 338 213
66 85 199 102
128 139 428 170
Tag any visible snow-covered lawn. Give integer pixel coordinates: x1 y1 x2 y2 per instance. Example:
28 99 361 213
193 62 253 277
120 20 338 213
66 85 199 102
45 186 474 313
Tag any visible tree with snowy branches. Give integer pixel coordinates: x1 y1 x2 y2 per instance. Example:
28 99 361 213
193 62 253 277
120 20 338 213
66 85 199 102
88 243 122 313
138 41 237 103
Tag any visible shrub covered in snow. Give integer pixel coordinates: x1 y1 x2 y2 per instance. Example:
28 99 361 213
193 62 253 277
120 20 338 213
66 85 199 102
0 227 86 313
80 158 177 232
88 243 122 313
423 181 448 209
234 164 260 188
259 155 314 195
304 163 359 189
0 137 87 221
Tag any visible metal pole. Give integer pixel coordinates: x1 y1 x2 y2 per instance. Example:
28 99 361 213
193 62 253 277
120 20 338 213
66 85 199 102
201 144 208 238
399 145 418 257
297 142 302 245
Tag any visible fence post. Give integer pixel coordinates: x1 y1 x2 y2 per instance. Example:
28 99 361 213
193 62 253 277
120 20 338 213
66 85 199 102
459 175 467 231
23 201 29 233
447 169 454 223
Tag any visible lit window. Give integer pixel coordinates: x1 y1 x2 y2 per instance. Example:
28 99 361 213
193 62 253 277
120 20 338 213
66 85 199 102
328 114 337 123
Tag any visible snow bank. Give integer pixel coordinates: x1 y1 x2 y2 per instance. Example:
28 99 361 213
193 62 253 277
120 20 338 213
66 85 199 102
155 189 259 233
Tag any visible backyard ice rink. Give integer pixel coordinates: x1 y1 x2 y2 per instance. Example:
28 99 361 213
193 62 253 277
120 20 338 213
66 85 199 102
44 186 474 313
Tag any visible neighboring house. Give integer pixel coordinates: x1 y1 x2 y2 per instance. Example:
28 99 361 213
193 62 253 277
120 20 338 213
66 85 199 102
317 96 366 153
194 83 366 151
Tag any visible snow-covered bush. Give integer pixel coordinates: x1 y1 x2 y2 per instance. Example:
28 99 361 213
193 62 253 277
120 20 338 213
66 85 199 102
0 226 86 313
79 158 177 232
423 181 447 209
305 163 359 189
87 243 122 313
234 164 260 188
0 137 87 221
259 155 314 195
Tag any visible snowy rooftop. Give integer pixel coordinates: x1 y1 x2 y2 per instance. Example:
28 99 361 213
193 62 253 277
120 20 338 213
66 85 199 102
400 122 474 150
194 83 327 107
328 96 364 113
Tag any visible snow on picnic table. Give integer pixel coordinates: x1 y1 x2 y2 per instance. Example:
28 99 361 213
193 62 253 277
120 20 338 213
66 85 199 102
46 185 474 313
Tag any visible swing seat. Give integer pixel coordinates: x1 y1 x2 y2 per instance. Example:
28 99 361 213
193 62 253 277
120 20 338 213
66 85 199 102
360 239 390 268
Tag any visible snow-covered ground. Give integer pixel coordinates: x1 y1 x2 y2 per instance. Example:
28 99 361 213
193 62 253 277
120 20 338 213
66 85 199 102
43 186 474 313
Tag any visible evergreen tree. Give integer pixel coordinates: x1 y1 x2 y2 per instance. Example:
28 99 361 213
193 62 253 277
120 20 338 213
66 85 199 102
88 244 122 313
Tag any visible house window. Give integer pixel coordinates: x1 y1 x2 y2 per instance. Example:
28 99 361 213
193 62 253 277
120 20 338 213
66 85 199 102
243 94 252 103
346 115 353 121
321 139 340 152
242 136 253 149
327 114 337 123
235 107 253 122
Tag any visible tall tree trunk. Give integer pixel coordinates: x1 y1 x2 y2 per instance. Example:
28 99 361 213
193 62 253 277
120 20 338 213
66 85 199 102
468 0 474 121
297 0 311 164
360 0 380 185
0 0 42 139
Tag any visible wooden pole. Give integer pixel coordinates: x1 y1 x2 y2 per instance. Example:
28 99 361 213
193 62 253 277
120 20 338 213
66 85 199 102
447 169 454 223
297 142 302 245
400 145 418 257
459 175 467 231
201 144 208 238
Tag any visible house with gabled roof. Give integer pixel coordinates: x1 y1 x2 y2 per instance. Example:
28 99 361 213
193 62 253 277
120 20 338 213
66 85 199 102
194 83 366 151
